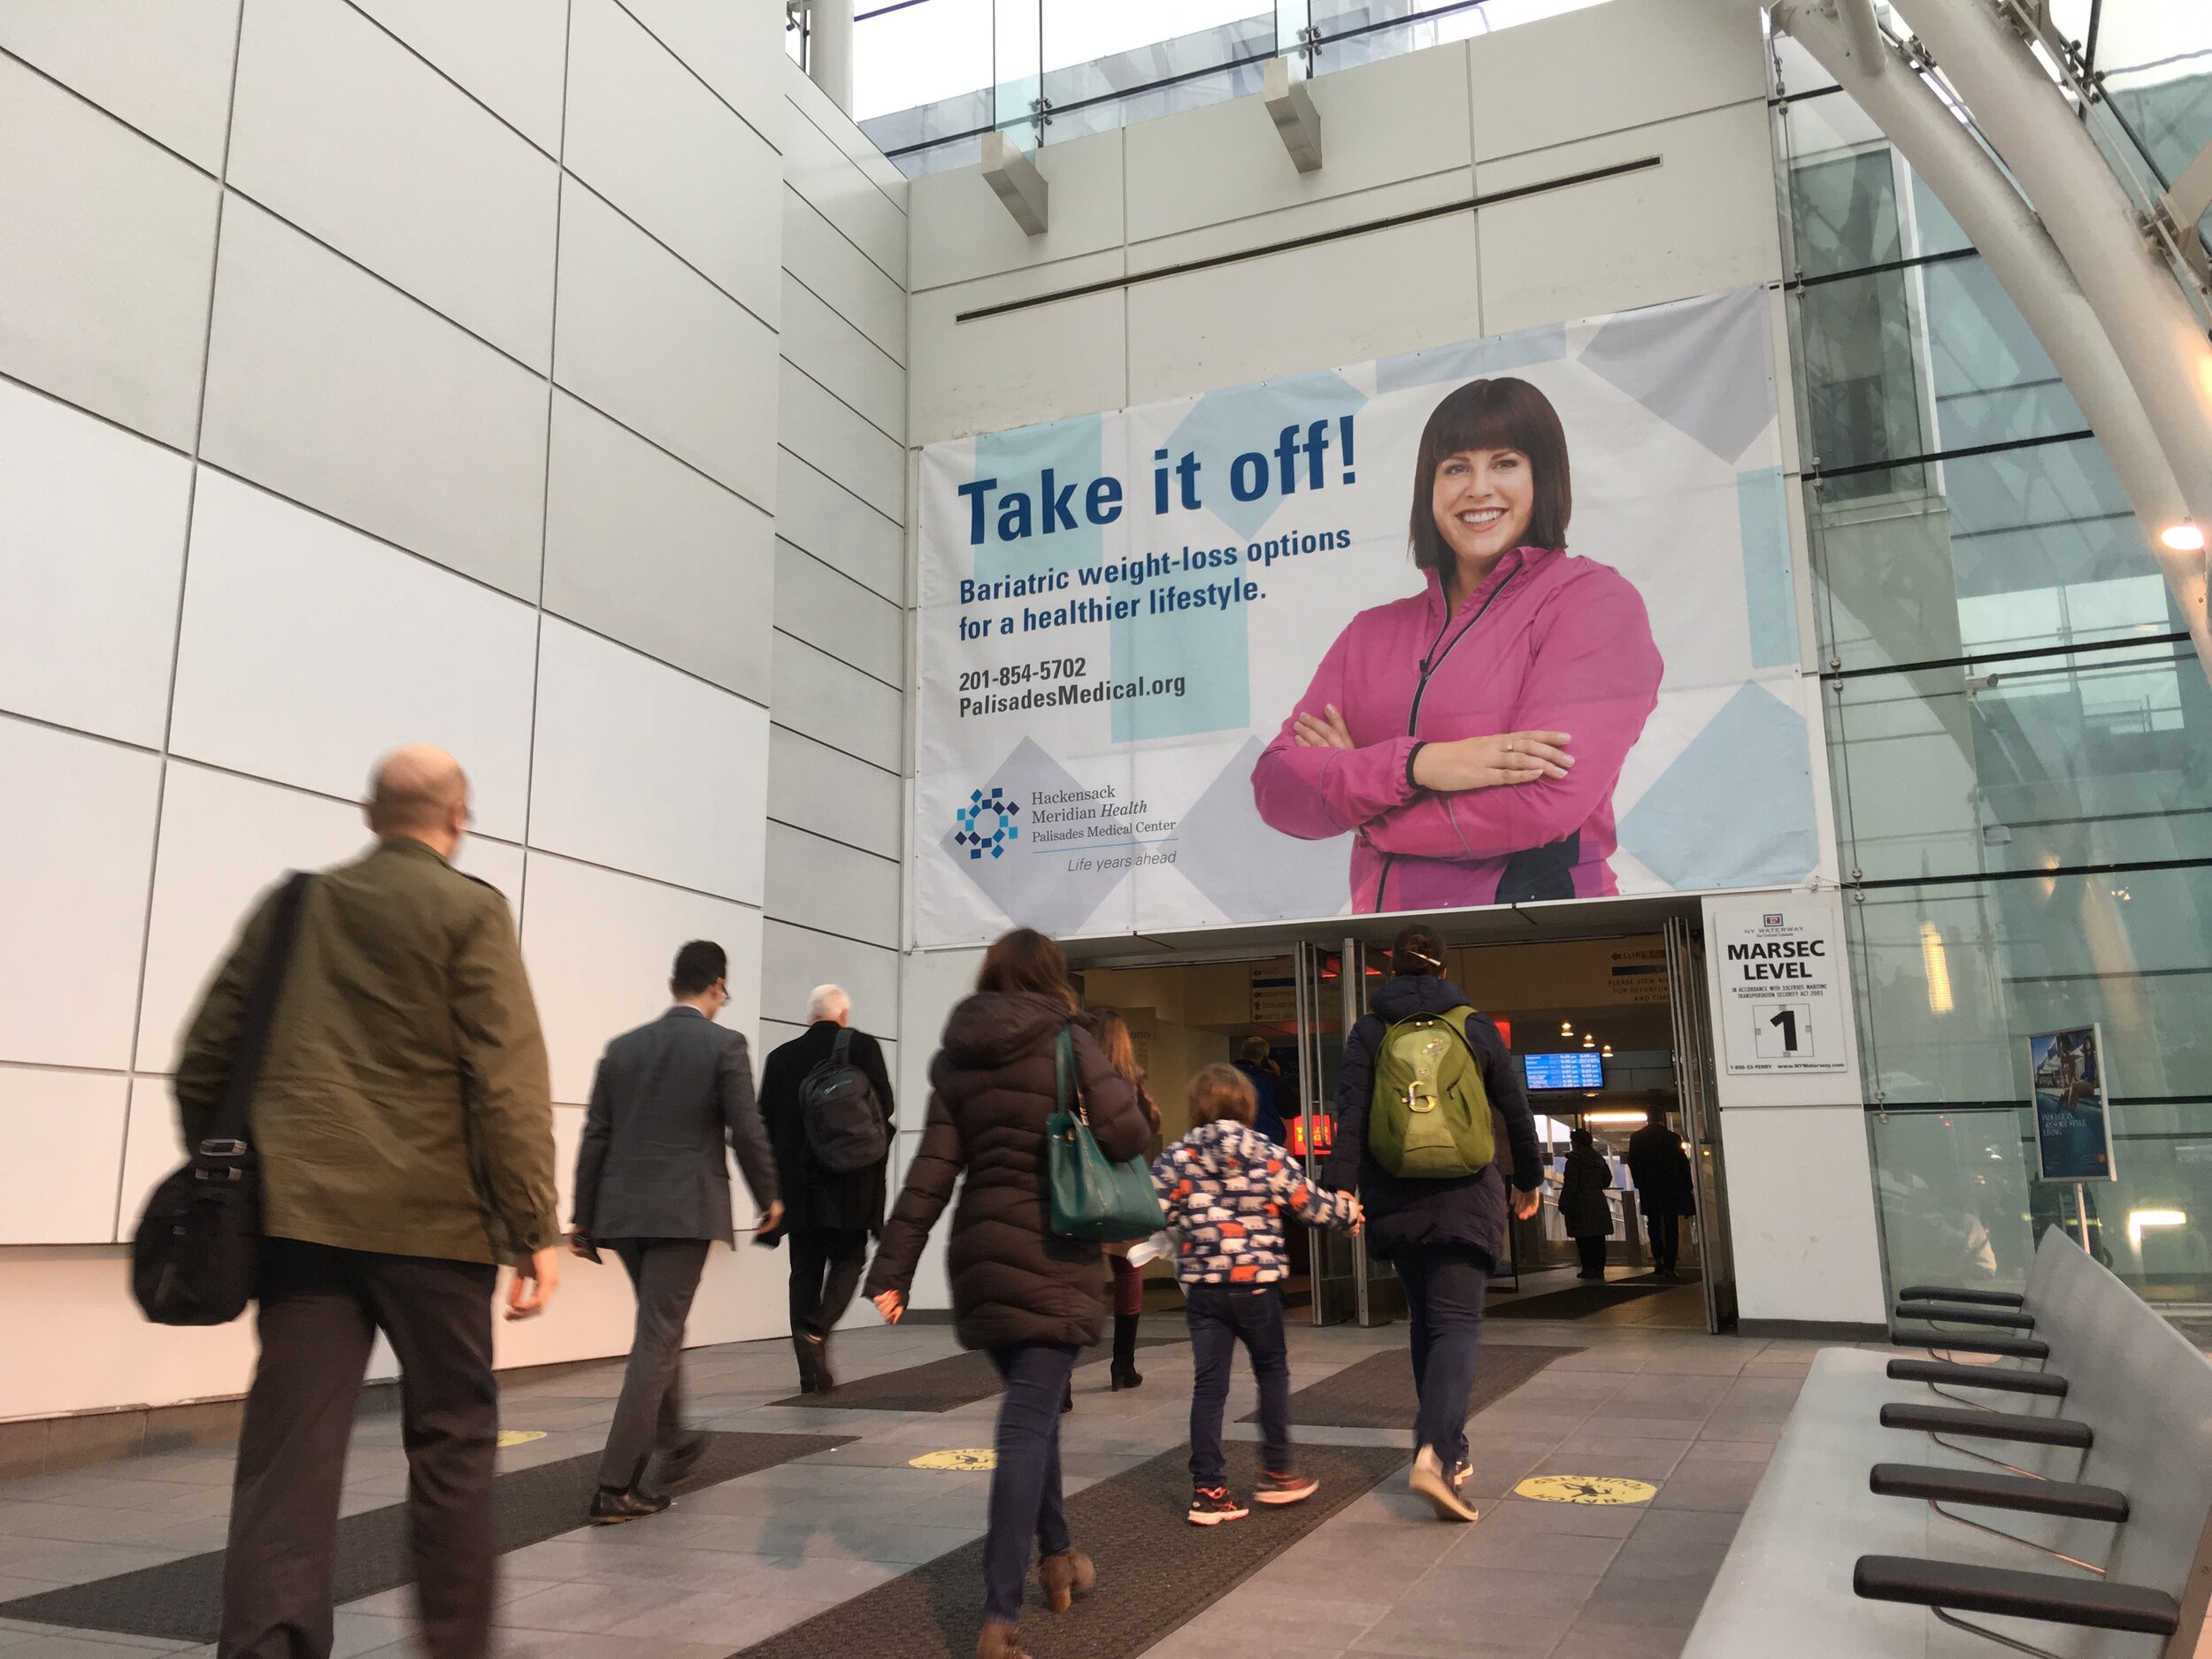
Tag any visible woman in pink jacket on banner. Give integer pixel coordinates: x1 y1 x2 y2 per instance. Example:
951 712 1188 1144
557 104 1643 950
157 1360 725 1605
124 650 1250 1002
1252 376 1664 914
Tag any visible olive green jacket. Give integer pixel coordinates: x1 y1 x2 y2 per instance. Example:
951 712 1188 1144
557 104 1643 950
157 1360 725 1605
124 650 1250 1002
175 837 559 1266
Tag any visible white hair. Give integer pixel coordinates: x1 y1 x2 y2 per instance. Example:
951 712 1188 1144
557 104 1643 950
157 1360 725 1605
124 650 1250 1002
806 983 851 1024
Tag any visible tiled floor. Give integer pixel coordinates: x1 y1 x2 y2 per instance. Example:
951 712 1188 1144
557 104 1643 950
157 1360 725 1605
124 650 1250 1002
0 1271 1819 1659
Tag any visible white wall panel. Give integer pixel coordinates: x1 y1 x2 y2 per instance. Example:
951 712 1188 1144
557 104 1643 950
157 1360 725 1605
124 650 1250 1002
780 97 904 283
117 1077 188 1242
781 274 903 442
563 0 780 323
772 540 903 683
908 127 1124 293
783 187 906 365
0 380 192 747
778 361 902 519
774 449 903 603
1474 104 1782 335
519 849 764 1103
0 1069 132 1245
0 57 219 449
783 58 907 204
1467 0 1765 164
1720 1104 1887 1326
764 821 899 947
909 252 1128 446
897 947 983 1133
553 178 779 510
199 198 549 597
168 472 539 841
529 618 769 903
768 633 902 773
542 391 774 701
759 919 896 1030
0 719 160 1071
1123 45 1471 245
1127 211 1481 405
0 0 240 171
134 763 372 1071
768 726 901 861
227 0 559 371
618 0 787 150
349 0 568 154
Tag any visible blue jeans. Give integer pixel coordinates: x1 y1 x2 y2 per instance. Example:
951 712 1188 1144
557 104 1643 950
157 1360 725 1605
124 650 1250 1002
1392 1244 1489 1468
1185 1284 1292 1488
982 1342 1079 1624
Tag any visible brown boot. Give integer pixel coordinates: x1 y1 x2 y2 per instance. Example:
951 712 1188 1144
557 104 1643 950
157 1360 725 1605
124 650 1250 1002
977 1619 1032 1659
1039 1547 1096 1614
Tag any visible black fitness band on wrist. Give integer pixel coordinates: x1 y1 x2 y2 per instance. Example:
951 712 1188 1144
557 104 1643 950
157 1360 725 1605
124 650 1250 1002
1404 741 1427 791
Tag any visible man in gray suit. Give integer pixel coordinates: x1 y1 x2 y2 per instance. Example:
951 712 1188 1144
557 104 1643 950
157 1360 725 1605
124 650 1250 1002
572 940 780 1522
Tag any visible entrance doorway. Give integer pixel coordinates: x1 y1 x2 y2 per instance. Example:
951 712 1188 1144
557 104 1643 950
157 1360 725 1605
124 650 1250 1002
1069 908 1735 1335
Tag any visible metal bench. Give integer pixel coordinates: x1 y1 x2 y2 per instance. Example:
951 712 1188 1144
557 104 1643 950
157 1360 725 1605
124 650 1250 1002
1683 1231 2212 1658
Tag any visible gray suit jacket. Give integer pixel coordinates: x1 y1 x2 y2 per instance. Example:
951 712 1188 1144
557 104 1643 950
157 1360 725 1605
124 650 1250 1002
572 1006 778 1243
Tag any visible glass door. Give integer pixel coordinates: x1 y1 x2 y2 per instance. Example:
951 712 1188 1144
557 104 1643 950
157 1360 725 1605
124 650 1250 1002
1294 937 1401 1326
1664 916 1738 1332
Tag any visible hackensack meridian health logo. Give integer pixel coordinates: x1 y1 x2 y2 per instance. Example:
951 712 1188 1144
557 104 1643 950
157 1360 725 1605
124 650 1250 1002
953 787 1021 861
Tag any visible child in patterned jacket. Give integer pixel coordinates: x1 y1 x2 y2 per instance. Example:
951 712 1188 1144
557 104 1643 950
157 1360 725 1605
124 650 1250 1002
1152 1064 1363 1525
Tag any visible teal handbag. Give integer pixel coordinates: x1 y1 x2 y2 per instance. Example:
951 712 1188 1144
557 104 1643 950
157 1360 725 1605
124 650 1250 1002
1046 1025 1165 1243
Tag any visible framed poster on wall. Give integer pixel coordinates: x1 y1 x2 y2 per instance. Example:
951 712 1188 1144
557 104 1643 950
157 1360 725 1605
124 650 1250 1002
2029 1025 2116 1184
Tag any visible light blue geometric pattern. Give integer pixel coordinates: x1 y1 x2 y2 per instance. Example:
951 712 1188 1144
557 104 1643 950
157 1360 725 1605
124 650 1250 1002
972 414 1106 583
1577 285 1774 464
1737 466 1799 669
1616 682 1818 891
1375 322 1567 393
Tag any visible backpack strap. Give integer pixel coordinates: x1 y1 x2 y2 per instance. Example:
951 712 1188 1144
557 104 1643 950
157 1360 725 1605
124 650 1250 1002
202 871 312 1158
831 1026 853 1066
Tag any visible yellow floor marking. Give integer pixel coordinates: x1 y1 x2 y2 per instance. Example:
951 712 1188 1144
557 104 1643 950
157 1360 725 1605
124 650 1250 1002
1514 1474 1657 1505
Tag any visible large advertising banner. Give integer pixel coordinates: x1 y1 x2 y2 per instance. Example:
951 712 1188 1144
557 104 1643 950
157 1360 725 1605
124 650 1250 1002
915 287 1824 948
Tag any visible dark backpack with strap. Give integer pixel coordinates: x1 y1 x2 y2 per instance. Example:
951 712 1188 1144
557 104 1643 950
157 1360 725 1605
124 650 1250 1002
800 1028 889 1174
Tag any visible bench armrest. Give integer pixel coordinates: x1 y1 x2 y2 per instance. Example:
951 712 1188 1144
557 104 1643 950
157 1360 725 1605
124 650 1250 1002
1892 1302 2034 1332
1878 1402 2090 1449
1886 1358 2067 1399
1898 1285 2026 1308
1870 1462 2126 1522
1854 1555 2177 1636
1891 1332 2049 1360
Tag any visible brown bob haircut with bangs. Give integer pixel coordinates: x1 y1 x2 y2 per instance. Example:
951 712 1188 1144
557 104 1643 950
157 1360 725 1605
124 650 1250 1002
1407 376 1573 572
1188 1064 1257 1128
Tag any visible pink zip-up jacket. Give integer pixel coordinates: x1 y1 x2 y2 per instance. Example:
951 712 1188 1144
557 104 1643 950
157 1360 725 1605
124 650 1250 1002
1251 546 1663 914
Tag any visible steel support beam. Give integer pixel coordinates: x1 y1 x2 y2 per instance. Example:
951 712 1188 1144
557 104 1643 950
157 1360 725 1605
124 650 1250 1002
1892 0 2212 674
982 131 1049 236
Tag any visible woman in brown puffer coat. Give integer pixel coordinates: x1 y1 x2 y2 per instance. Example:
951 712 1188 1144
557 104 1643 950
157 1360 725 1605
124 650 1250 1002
865 928 1148 1659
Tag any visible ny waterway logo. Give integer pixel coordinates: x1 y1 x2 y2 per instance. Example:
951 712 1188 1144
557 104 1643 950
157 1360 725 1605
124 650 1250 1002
952 787 1021 861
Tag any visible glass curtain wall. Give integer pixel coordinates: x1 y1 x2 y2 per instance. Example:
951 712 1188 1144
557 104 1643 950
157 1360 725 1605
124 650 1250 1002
846 0 1607 177
1770 15 2212 1336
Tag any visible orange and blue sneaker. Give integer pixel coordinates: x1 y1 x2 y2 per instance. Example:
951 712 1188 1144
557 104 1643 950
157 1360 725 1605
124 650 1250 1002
1187 1486 1250 1525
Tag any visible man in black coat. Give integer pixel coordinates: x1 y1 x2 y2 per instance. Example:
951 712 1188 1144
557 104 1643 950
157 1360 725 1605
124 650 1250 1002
1625 1098 1697 1279
758 984 895 1394
572 941 780 1522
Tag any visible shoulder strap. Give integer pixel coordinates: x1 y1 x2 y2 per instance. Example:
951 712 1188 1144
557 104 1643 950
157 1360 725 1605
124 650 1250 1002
204 872 312 1156
831 1026 853 1067
1054 1025 1086 1125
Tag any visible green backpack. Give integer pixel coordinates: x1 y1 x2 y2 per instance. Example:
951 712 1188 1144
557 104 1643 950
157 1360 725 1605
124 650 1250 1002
1369 1007 1495 1179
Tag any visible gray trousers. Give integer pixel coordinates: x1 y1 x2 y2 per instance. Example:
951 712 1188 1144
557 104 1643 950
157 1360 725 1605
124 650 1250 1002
600 1239 710 1492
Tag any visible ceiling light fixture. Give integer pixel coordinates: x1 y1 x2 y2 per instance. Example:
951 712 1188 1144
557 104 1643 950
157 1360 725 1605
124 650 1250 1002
2162 522 2206 552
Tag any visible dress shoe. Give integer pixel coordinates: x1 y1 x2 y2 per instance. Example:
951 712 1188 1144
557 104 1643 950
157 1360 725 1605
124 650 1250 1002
792 1333 826 1394
657 1437 709 1489
588 1486 672 1525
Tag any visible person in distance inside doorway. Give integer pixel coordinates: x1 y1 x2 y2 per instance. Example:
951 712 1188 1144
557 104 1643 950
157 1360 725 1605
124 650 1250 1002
1085 1008 1162 1394
1325 925 1543 1523
1233 1034 1289 1144
1153 1064 1363 1525
1251 375 1663 914
864 928 1148 1659
571 941 781 1524
1558 1127 1615 1281
757 982 895 1395
1626 1095 1696 1280
179 745 560 1659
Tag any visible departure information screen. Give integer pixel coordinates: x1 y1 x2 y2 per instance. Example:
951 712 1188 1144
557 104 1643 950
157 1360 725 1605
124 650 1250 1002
1523 1052 1605 1090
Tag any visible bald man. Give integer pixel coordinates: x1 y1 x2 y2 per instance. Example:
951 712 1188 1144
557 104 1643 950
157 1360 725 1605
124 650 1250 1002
175 745 559 1659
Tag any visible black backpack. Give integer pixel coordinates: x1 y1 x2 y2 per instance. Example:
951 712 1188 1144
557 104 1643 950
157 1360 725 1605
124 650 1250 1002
800 1028 888 1174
